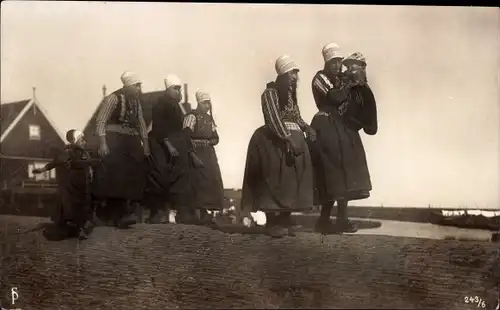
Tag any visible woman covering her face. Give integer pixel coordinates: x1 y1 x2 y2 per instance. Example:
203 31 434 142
309 45 375 234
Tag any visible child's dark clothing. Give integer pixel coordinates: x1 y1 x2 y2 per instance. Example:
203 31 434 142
44 144 99 238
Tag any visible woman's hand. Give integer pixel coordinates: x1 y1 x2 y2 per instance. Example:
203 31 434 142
98 142 110 157
305 126 317 142
164 139 179 157
143 139 151 156
285 136 302 156
190 151 205 168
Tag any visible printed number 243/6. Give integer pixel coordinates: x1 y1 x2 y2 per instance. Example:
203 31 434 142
464 296 486 308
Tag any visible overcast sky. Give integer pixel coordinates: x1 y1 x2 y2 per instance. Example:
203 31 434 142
1 2 499 209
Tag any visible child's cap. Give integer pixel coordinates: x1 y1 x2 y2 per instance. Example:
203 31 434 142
343 52 367 67
65 129 84 143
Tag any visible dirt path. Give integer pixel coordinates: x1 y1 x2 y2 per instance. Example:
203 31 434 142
0 218 499 309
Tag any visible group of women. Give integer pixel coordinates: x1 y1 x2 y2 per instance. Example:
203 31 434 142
91 73 224 228
87 41 377 239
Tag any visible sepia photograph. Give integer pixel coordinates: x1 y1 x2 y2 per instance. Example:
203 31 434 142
1 1 499 309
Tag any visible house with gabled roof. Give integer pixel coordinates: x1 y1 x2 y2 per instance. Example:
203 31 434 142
0 88 66 194
83 84 192 148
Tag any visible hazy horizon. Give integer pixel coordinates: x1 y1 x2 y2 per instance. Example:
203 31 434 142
1 2 499 209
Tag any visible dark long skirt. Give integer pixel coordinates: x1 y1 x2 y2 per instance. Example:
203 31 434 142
144 132 193 208
51 170 91 227
309 112 372 205
192 145 224 211
91 132 146 201
240 126 313 215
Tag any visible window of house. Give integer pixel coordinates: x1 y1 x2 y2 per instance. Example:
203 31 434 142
28 162 51 181
29 124 41 140
28 164 34 179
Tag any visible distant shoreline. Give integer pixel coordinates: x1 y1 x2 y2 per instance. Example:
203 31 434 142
1 191 498 231
222 189 499 211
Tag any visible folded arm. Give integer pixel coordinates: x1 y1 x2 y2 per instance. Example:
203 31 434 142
292 104 310 132
312 73 348 108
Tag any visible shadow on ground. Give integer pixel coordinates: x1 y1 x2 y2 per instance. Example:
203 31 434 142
0 220 70 242
216 217 382 234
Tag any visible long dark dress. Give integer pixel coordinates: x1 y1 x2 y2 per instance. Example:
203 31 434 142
91 89 148 201
184 111 224 211
309 70 374 204
240 82 313 215
145 94 194 210
47 145 98 227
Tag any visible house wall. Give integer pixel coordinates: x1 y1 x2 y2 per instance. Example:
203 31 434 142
0 158 56 188
0 159 29 187
1 104 65 158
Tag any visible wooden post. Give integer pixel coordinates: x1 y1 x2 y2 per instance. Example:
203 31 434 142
102 84 107 98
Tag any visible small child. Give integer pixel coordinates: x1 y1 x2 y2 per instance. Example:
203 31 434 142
342 52 368 84
339 52 378 135
33 129 100 240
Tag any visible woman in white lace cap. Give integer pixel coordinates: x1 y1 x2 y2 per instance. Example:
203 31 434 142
92 71 150 229
145 75 199 225
240 55 315 238
309 44 376 234
182 90 224 227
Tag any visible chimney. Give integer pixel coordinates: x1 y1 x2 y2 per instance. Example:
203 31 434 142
102 84 107 98
183 83 188 103
32 87 37 115
183 83 192 113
